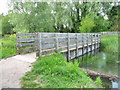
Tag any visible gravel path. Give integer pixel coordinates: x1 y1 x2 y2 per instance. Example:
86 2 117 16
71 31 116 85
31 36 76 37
0 52 36 88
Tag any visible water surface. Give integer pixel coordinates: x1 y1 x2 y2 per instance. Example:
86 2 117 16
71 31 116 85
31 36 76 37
77 49 119 88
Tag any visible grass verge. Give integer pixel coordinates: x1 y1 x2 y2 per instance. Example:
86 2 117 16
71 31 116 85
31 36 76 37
21 52 102 88
101 34 118 53
1 34 16 59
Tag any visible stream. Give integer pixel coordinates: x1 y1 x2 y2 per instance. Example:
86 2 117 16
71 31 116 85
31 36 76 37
77 49 119 88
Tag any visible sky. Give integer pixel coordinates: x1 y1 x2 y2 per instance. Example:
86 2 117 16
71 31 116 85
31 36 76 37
0 0 9 15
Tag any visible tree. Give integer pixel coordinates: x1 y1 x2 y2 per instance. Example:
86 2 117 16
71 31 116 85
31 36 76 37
79 14 95 33
1 14 14 35
8 1 114 33
108 5 120 31
93 16 111 32
9 2 55 33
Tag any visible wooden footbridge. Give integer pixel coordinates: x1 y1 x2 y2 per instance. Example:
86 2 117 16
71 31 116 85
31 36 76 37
16 33 101 61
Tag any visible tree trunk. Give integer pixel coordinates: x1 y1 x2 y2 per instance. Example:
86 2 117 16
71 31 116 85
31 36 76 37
81 68 120 80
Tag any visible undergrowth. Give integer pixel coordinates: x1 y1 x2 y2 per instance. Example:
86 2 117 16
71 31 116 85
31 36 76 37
21 52 102 88
101 34 118 53
1 34 16 59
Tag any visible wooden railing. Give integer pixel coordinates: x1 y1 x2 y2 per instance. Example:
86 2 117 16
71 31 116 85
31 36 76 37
16 33 37 54
16 33 101 60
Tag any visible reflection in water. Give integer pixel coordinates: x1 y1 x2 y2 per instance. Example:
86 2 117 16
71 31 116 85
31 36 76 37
77 49 119 88
112 81 118 88
79 49 118 75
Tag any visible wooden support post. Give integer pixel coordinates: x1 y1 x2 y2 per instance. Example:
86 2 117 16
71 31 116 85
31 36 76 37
94 34 96 50
91 33 93 51
97 34 99 48
82 33 84 55
76 33 78 57
99 34 101 47
95 34 97 49
38 33 42 57
55 33 58 52
96 34 98 48
96 34 97 48
35 33 39 57
16 33 20 54
67 33 70 61
87 33 89 53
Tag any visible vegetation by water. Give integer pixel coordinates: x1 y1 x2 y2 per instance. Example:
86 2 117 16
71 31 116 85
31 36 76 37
1 35 16 59
101 34 118 53
21 52 102 88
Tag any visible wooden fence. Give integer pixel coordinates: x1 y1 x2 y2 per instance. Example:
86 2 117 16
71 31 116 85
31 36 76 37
16 33 101 61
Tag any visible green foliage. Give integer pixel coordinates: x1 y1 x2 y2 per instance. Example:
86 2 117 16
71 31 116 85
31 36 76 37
21 52 101 88
3 2 119 34
101 34 118 53
9 2 113 33
108 5 120 31
1 34 16 59
10 13 29 33
10 2 55 33
94 77 102 88
1 15 14 35
0 14 3 35
93 16 111 32
79 14 96 33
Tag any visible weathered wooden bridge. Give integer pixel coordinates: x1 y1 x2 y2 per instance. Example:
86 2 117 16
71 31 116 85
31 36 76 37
16 33 101 61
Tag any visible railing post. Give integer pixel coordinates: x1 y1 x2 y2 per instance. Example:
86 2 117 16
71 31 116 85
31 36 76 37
16 33 20 55
93 33 95 49
35 33 39 57
55 33 58 52
67 33 70 61
95 33 97 49
97 33 99 48
91 33 93 51
87 33 89 53
76 33 78 57
82 33 84 55
99 33 101 48
99 34 101 43
38 33 42 57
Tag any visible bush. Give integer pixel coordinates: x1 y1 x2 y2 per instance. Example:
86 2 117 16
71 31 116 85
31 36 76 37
1 34 16 59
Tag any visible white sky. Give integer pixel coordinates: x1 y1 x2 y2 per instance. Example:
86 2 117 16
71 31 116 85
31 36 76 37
0 0 9 15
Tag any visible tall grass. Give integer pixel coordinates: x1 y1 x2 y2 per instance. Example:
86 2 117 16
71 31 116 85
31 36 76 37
101 34 118 53
21 52 102 88
1 34 16 59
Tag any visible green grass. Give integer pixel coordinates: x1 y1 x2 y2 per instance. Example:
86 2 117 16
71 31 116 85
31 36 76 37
101 34 118 53
21 52 102 88
1 34 16 59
